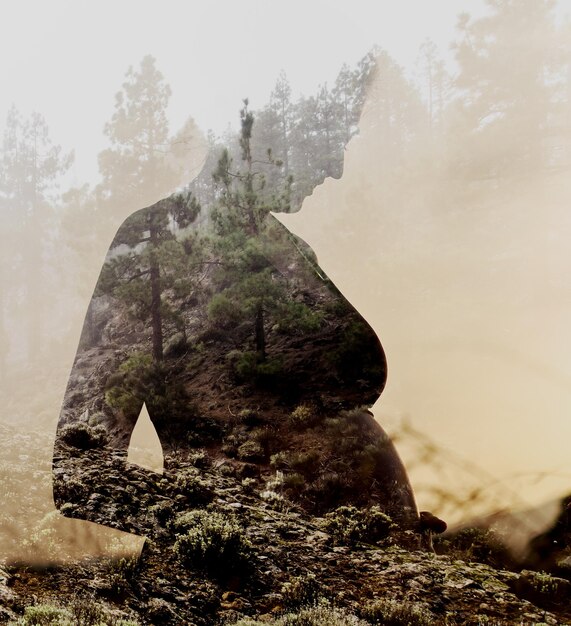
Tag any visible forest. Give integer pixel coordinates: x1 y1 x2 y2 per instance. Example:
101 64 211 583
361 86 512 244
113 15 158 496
2 0 571 624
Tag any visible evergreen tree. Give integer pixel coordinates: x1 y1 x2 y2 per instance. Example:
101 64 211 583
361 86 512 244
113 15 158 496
97 192 200 362
0 106 72 361
209 101 300 364
452 0 560 178
97 55 200 232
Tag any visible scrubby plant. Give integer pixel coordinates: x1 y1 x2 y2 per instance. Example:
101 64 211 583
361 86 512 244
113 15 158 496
172 510 252 579
228 602 368 626
275 301 322 335
281 573 321 609
308 471 351 512
104 556 140 598
149 500 175 526
237 439 266 462
51 474 90 505
241 477 258 495
226 350 284 386
252 426 281 457
236 408 261 427
186 449 211 469
322 505 394 545
15 603 72 625
58 422 107 450
172 468 214 505
288 404 316 430
270 450 321 479
208 293 244 329
359 599 435 625
437 527 514 569
282 472 306 494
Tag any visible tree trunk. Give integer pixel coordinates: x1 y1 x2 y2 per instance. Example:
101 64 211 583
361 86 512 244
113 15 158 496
149 219 163 362
255 304 266 361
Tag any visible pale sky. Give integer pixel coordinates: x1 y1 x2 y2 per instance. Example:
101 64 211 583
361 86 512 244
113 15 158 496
1 0 492 185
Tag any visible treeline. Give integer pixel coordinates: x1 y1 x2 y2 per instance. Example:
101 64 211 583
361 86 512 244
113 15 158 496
1 0 571 422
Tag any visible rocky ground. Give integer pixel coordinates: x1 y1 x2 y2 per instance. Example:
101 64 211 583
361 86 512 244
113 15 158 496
1 444 571 625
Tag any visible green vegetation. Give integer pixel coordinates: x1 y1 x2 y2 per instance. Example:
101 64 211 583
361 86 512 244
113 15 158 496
229 603 370 626
58 423 107 450
8 600 141 626
172 510 253 579
322 505 394 546
359 599 435 625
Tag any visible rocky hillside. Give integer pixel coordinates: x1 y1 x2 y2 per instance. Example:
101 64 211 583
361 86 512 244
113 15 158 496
2 445 571 625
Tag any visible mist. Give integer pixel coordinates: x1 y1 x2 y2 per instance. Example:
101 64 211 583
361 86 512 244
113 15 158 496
1 0 571 562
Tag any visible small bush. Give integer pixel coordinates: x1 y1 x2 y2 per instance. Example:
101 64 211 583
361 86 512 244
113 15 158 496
58 423 107 450
164 332 188 358
438 527 514 568
172 468 214 506
288 405 316 430
281 574 321 609
236 408 261 427
241 477 258 494
271 450 320 479
227 350 284 386
237 439 266 462
227 603 368 626
208 293 243 329
282 472 306 494
359 599 435 625
19 604 72 625
308 472 351 512
322 506 394 545
173 510 252 579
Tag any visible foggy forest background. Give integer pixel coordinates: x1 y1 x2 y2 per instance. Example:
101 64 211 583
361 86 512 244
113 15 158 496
1 0 571 560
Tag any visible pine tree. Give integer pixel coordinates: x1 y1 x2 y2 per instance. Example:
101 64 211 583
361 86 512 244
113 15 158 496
97 192 200 362
210 101 295 364
452 0 560 178
97 55 200 232
0 106 72 361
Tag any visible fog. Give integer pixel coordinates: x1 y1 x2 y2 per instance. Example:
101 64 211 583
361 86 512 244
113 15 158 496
1 0 571 560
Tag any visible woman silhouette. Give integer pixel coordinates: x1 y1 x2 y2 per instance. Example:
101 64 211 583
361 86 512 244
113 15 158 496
52 101 417 538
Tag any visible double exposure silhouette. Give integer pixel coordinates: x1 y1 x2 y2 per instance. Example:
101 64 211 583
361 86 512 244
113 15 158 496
52 100 417 539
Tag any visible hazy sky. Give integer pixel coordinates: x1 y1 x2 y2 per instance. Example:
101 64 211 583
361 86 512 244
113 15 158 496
1 0 493 185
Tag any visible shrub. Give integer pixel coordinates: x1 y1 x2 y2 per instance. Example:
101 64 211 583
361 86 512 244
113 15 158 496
308 472 351 512
237 439 266 462
359 599 435 625
282 472 306 494
275 301 322 335
58 423 107 450
227 350 284 386
241 477 258 494
280 605 367 626
18 604 72 625
208 293 243 329
281 574 321 609
236 408 261 427
322 506 394 545
227 604 368 626
172 468 214 506
252 426 281 457
164 332 188 358
438 527 514 569
271 450 321 479
288 405 316 430
173 510 252 579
